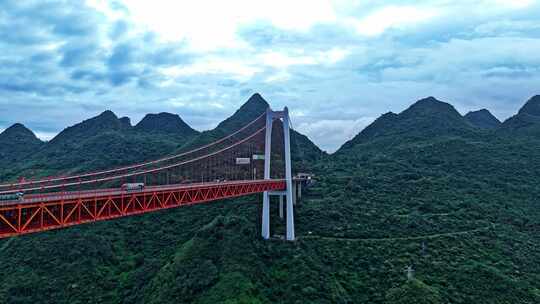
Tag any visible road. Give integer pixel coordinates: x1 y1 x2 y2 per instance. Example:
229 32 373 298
0 179 286 206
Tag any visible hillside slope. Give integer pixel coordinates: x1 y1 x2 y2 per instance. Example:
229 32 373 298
134 112 198 137
500 95 540 136
0 123 43 168
183 93 325 167
0 111 200 180
1 96 539 304
464 109 501 129
338 97 475 152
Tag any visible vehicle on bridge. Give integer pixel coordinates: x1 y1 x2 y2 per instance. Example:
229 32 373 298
121 183 145 191
0 191 24 202
295 173 314 185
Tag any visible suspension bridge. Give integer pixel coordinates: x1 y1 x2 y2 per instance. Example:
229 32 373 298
0 107 303 241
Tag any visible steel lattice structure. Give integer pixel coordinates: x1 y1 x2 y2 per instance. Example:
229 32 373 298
0 180 285 238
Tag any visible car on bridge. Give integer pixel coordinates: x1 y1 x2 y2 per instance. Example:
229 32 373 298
121 183 145 191
0 191 24 202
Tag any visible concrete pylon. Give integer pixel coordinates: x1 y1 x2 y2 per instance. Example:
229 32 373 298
261 107 295 241
282 107 295 241
261 108 273 240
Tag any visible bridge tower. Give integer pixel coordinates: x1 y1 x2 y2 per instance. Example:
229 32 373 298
261 107 295 241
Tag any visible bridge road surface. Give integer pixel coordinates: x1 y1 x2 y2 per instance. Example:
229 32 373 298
0 179 287 206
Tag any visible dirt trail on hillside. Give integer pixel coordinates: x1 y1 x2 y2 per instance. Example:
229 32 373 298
300 224 495 243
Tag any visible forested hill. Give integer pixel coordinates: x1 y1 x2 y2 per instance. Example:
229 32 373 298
0 93 323 180
337 95 540 154
337 96 475 151
0 123 43 168
1 95 540 303
315 94 540 303
0 110 200 180
464 109 501 129
499 95 540 136
181 93 325 165
134 112 199 136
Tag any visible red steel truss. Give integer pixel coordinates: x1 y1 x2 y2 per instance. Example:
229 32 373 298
0 179 285 239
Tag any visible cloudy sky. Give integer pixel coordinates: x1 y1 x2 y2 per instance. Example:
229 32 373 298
1 0 539 152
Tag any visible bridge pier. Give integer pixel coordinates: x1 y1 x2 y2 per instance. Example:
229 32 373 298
292 182 296 205
277 180 302 219
262 192 271 239
279 195 283 219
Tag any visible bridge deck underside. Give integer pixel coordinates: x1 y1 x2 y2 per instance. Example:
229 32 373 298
0 180 285 239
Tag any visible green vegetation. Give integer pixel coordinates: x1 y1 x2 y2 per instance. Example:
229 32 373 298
0 110 199 180
0 123 43 170
499 95 540 136
385 279 442 304
464 109 501 129
0 93 323 181
1 94 540 303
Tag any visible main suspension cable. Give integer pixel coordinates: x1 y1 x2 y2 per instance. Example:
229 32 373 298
0 126 267 194
0 112 266 188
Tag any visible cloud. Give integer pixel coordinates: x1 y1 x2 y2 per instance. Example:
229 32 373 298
34 131 57 141
113 0 337 51
0 0 540 151
490 0 536 9
351 5 440 36
159 58 261 81
296 117 377 152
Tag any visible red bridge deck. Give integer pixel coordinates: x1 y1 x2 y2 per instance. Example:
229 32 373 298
0 179 285 239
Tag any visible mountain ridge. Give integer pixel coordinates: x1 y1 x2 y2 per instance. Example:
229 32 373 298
2 95 540 304
0 123 42 143
464 109 501 129
0 93 323 179
48 110 128 145
0 123 43 167
214 93 270 133
0 110 201 179
337 96 474 152
134 112 199 137
500 95 540 135
181 93 324 165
